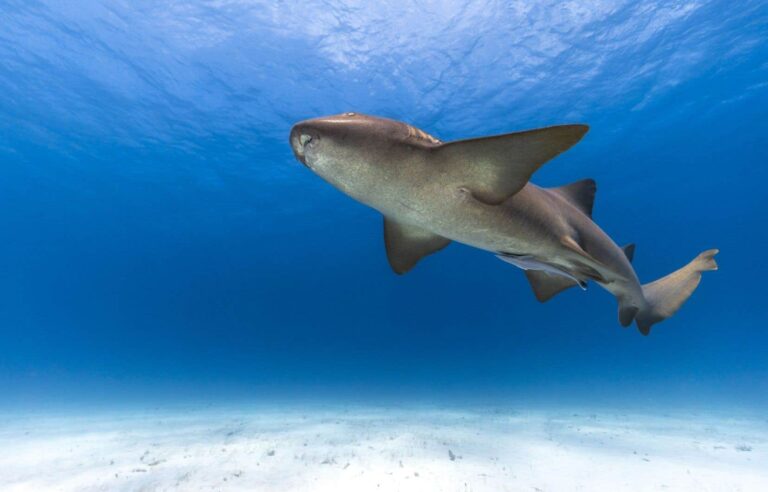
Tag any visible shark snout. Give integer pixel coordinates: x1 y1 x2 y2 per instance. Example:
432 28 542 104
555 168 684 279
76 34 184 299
289 123 320 166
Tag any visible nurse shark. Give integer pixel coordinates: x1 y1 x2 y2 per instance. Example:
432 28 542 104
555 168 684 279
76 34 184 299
289 113 718 335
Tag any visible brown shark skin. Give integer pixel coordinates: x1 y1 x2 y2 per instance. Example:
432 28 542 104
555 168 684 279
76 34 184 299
289 113 716 334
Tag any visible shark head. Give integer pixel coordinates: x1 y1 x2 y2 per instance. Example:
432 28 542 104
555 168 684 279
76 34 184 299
289 113 433 201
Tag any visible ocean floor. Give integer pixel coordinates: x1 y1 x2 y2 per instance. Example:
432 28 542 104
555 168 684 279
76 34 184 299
0 404 766 491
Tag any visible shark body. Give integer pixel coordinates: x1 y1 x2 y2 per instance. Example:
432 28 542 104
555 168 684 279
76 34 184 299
289 113 718 335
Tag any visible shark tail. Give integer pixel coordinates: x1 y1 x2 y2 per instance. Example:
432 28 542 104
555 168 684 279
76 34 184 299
635 249 719 335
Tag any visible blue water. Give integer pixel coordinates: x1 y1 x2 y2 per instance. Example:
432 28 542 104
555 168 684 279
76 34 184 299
1 0 766 409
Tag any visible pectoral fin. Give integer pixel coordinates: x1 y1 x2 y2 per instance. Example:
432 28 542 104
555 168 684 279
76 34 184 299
383 218 450 274
433 124 589 204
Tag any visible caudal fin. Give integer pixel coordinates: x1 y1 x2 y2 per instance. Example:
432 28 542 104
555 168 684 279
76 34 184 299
635 249 719 335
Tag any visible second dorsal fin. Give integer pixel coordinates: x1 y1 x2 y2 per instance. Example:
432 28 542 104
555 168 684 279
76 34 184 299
525 270 582 302
551 178 596 217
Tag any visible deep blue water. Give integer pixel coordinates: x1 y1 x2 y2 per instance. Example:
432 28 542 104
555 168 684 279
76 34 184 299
1 0 766 408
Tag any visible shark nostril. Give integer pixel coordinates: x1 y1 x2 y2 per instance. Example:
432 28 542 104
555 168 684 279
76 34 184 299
300 134 313 147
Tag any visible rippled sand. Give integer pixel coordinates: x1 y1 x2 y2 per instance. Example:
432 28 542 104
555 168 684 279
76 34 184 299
1 405 765 491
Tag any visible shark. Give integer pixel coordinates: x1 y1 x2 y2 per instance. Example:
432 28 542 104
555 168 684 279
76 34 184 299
289 113 718 335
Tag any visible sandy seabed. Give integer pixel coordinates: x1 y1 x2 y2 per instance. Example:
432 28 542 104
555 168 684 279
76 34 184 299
0 404 765 491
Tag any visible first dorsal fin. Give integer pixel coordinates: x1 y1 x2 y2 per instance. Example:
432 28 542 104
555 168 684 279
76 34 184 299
622 243 636 263
432 124 589 204
383 217 450 274
551 179 596 217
